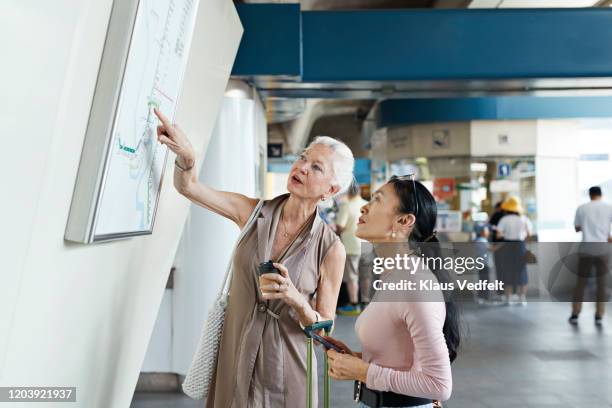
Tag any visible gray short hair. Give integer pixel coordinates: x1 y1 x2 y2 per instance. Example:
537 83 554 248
307 136 355 196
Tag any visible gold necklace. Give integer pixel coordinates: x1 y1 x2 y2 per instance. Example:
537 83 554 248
280 211 293 238
280 208 311 239
281 215 290 238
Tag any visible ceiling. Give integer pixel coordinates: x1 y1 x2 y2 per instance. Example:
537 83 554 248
236 0 612 149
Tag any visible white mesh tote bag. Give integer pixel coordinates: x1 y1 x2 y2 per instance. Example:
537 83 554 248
182 199 264 400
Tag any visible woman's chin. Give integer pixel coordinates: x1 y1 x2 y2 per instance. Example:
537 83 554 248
355 226 365 238
355 229 374 242
356 229 388 243
286 182 299 194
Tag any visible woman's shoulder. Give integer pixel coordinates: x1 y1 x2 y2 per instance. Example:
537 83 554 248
258 193 290 216
320 220 340 240
264 193 289 207
499 213 519 224
318 222 342 256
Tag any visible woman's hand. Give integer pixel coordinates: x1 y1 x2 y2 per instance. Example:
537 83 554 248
326 349 370 383
260 263 302 309
154 108 196 165
320 336 358 356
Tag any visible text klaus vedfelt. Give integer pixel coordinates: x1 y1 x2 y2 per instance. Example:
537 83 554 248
372 254 504 292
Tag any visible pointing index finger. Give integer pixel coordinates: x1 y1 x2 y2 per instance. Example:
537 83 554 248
153 107 171 128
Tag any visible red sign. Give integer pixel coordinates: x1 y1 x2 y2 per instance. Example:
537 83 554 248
433 178 456 201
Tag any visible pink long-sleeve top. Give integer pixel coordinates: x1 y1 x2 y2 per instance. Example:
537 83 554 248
355 272 452 401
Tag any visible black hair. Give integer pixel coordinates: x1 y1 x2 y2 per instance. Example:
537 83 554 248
389 176 461 363
589 186 602 198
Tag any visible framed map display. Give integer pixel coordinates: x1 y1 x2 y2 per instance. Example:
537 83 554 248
65 0 199 243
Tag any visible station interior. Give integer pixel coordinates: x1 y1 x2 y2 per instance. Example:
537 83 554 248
3 1 612 407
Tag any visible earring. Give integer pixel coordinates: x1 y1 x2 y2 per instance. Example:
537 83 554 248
321 196 326 202
391 231 397 238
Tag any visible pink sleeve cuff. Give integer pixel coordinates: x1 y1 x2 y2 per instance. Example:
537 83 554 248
366 363 390 392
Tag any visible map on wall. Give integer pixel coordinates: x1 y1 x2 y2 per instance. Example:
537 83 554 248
94 0 198 238
65 0 200 243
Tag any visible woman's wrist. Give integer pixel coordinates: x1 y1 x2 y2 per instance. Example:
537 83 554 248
177 154 195 169
293 295 318 327
359 361 371 383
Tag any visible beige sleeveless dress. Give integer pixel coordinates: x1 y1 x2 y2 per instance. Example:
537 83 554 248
205 194 339 408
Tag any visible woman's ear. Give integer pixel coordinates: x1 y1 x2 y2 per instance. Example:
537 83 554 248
396 214 416 234
328 184 341 197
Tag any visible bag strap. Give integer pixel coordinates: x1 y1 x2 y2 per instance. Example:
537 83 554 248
218 199 265 301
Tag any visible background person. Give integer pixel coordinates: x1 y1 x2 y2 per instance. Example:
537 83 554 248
155 108 352 407
488 201 507 298
323 176 459 408
488 201 507 243
336 181 368 315
474 224 492 304
496 196 533 306
357 241 376 307
569 186 612 326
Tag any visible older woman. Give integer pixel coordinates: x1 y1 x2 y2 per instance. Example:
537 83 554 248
154 109 352 407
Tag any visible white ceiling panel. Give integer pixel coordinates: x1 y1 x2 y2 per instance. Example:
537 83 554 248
499 0 598 7
468 0 503 7
469 0 599 7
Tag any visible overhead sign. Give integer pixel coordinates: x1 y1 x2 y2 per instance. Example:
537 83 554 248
268 143 283 158
497 163 511 178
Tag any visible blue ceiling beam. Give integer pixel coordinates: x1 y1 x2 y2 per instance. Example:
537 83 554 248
232 6 612 82
302 9 612 81
232 4 301 77
378 96 612 128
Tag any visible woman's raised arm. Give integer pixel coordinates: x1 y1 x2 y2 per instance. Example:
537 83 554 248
155 108 258 228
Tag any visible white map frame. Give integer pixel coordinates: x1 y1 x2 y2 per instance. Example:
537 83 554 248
65 0 199 244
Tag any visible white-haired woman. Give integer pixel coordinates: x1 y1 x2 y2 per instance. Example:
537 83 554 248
154 109 352 408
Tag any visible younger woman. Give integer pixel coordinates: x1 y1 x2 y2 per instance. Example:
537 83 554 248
324 176 460 408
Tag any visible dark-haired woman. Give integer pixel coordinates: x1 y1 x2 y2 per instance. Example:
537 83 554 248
324 176 459 408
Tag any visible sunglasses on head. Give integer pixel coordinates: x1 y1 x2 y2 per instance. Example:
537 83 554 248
392 174 419 217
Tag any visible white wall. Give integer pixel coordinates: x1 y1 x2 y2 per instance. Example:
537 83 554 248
470 120 538 156
534 120 578 241
387 122 471 161
140 289 173 372
0 1 242 407
574 124 612 200
535 119 612 241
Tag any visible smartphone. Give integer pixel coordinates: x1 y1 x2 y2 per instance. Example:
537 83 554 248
309 331 345 353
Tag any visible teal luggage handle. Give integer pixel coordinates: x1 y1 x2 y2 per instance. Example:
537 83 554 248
304 320 334 408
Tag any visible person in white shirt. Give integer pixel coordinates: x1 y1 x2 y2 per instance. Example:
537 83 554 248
569 186 612 326
496 196 533 306
335 182 368 315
